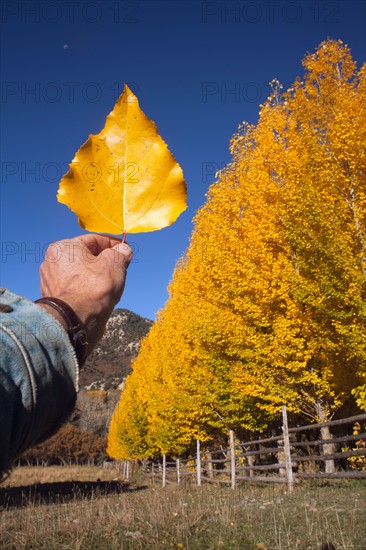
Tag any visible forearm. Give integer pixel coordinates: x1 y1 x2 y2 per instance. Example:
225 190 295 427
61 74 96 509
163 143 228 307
0 289 79 475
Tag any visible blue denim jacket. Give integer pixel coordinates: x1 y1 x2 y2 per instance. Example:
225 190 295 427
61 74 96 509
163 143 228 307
0 289 79 474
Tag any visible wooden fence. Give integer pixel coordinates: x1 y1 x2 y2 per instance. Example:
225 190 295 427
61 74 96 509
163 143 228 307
116 408 366 492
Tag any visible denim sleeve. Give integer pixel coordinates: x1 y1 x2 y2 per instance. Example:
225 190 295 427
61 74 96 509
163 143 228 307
0 289 79 474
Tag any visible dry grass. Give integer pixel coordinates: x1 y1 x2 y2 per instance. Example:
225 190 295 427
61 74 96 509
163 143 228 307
1 465 119 487
0 466 365 550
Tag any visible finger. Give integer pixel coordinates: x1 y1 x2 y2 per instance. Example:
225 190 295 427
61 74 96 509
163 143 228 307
114 242 133 259
72 234 123 255
101 242 133 269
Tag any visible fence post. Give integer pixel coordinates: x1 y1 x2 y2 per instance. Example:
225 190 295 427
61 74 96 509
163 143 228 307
162 454 166 487
196 440 202 486
176 458 181 484
126 460 130 481
230 430 236 489
282 406 294 493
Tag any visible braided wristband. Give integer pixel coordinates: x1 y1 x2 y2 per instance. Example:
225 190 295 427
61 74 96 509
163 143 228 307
35 297 88 366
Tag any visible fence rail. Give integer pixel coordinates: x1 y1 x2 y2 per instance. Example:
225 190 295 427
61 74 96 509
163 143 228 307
105 409 366 490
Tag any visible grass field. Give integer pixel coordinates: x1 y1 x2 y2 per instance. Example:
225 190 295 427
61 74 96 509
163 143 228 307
0 466 365 550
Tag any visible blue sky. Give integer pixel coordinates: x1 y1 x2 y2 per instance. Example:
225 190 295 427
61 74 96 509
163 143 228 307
1 0 365 320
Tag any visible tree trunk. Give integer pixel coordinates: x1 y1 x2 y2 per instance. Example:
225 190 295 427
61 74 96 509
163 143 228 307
316 402 336 474
206 451 214 478
248 454 255 478
277 439 286 477
320 424 336 474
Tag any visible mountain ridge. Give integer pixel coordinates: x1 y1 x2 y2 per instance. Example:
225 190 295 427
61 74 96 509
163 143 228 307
80 307 153 390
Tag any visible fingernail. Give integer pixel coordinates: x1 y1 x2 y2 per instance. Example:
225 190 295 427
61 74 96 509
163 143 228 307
115 242 133 260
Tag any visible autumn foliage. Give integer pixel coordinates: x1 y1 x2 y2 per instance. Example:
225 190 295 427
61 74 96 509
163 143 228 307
20 425 107 466
58 85 187 234
108 40 366 460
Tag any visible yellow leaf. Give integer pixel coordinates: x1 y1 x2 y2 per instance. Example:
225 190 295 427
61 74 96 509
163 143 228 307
57 85 187 234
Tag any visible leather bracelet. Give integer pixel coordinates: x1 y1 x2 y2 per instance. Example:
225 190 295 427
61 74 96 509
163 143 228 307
35 297 88 366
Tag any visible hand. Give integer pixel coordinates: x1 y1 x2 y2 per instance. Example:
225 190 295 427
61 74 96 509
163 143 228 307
38 234 132 355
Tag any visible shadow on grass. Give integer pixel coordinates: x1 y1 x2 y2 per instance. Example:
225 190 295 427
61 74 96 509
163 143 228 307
0 480 147 509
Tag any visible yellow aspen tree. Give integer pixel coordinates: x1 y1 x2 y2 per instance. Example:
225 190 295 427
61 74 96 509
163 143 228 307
181 39 365 423
109 40 365 460
107 346 155 459
108 305 213 458
269 40 366 421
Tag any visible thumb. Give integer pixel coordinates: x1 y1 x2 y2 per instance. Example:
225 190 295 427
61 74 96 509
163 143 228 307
102 241 133 268
114 242 133 264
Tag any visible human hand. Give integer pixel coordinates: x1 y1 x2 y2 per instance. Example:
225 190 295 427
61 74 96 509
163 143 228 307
38 234 132 354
